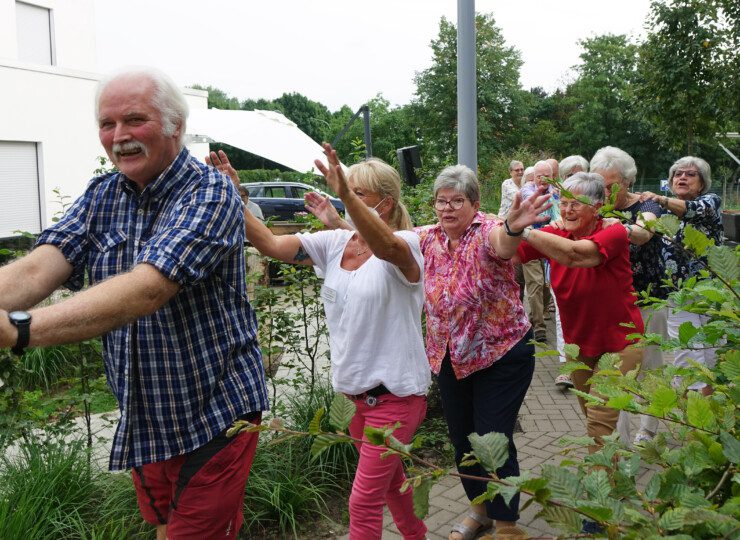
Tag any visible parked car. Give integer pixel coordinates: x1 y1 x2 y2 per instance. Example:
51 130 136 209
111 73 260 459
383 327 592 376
242 181 345 221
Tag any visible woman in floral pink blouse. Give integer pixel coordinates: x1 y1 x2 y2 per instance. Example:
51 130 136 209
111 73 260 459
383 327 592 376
416 165 549 540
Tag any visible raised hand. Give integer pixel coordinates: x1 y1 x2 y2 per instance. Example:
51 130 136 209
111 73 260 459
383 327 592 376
313 143 349 199
639 191 661 203
206 150 240 189
506 186 553 232
304 191 343 229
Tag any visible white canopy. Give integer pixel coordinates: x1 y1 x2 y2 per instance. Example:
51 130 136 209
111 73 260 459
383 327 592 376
187 108 332 174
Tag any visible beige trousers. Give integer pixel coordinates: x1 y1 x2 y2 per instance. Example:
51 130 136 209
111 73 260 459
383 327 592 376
569 345 643 453
522 259 546 332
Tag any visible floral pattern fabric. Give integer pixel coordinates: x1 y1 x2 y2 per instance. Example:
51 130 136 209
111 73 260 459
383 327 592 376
498 178 519 218
417 212 530 379
622 199 668 298
662 193 723 285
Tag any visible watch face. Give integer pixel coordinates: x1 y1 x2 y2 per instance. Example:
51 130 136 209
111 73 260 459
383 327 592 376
9 311 31 324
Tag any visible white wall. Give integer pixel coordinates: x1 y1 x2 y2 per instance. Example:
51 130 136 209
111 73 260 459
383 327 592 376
0 0 96 70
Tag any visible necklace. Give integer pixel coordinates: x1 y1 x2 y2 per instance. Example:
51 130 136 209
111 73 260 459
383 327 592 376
354 236 369 256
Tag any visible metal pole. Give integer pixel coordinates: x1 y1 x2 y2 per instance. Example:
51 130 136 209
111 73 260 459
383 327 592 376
362 105 373 158
457 0 476 170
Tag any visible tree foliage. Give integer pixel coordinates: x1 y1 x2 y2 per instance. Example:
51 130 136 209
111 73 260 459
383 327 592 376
635 0 739 154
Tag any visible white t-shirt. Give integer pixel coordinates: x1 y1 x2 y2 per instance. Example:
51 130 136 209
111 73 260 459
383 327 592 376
297 229 431 397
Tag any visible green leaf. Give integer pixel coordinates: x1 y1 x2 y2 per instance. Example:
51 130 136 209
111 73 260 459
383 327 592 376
563 343 581 359
706 245 739 282
471 481 501 505
682 224 713 256
720 431 740 464
468 432 509 473
310 433 351 459
686 393 716 430
569 388 606 406
560 361 591 375
598 352 620 371
308 407 325 435
658 508 688 531
329 393 355 431
647 386 678 416
605 393 634 410
575 502 613 522
498 485 520 506
536 505 583 533
364 425 387 446
644 472 661 500
655 214 680 236
583 469 611 505
412 477 433 519
681 441 715 476
719 350 740 381
677 321 700 345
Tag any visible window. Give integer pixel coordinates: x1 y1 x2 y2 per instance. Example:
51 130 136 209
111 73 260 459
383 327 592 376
293 187 308 199
264 186 287 198
16 1 55 65
0 142 43 238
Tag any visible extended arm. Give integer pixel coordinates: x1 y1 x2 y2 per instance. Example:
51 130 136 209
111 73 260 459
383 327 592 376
0 244 73 311
640 191 687 218
207 150 313 265
0 262 179 349
314 143 420 282
521 229 604 268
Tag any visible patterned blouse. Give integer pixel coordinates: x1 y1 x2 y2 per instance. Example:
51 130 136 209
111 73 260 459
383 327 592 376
662 193 723 285
498 177 519 218
417 212 531 379
622 199 667 298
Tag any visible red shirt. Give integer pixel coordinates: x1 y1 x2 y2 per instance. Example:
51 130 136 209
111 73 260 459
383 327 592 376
517 222 644 357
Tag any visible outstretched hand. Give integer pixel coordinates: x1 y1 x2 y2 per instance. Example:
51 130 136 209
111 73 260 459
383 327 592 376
639 191 661 203
304 191 343 229
313 143 349 199
206 150 240 190
506 186 553 232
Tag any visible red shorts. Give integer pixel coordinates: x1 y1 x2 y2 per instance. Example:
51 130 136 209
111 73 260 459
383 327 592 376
132 413 261 539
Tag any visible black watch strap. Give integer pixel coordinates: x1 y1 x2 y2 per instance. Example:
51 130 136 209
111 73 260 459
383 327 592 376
9 311 31 356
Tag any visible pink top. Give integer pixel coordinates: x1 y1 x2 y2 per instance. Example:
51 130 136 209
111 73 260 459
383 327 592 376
417 212 531 379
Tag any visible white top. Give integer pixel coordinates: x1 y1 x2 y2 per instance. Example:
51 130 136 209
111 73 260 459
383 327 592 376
297 229 431 397
498 177 519 218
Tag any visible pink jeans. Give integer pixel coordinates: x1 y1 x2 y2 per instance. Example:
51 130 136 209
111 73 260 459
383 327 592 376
347 393 428 540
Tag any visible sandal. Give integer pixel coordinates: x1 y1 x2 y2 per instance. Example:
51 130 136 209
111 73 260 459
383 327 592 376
450 509 493 540
554 373 574 388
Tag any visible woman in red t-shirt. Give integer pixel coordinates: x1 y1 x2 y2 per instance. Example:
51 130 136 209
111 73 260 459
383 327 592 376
515 172 644 453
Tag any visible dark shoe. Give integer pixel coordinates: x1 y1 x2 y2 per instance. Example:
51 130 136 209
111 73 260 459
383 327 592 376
581 520 604 535
533 329 547 342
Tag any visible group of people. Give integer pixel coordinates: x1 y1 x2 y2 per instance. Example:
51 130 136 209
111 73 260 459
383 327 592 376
0 65 724 540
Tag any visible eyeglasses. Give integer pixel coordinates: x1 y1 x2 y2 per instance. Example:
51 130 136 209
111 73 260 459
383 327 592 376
559 200 586 211
673 169 700 179
434 197 467 210
512 168 524 173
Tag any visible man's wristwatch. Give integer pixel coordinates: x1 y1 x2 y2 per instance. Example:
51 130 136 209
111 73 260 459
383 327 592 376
8 311 31 356
522 227 532 241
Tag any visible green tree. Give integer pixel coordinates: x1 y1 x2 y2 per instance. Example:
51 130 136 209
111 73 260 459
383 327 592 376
635 0 738 154
413 13 525 170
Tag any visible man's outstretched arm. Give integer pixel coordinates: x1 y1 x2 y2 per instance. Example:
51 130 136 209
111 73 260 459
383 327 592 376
0 261 179 350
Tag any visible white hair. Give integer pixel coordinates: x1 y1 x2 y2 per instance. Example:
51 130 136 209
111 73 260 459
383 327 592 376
96 66 189 147
563 172 605 205
590 146 637 186
559 155 589 179
669 156 712 194
533 160 553 177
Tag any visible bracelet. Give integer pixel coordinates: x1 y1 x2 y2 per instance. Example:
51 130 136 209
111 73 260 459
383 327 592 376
661 196 669 208
522 226 532 241
503 219 524 237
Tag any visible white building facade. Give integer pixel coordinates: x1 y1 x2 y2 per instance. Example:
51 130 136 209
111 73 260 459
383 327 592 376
0 0 208 238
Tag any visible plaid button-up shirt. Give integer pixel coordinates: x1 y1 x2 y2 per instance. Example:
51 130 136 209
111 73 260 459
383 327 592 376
36 148 269 470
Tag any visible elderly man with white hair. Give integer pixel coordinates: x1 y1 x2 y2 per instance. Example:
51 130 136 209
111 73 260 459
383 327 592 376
0 67 268 539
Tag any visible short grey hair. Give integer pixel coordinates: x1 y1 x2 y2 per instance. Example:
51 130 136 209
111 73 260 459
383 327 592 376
96 67 189 148
533 160 554 177
434 164 480 204
559 155 589 179
509 160 523 172
589 146 637 186
563 172 605 205
669 156 712 194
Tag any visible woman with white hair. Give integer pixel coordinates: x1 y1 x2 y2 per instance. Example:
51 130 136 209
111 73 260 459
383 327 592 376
559 155 589 180
590 146 666 444
640 156 723 394
515 172 644 455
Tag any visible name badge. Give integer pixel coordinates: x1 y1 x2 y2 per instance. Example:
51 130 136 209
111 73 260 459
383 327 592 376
320 285 337 303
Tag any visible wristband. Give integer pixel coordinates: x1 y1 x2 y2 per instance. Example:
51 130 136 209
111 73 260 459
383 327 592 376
503 219 523 237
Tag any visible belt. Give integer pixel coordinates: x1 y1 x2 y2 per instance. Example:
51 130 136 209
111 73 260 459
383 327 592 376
346 384 391 406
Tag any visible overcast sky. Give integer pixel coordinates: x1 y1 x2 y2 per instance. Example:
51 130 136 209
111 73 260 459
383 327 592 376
94 0 651 112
